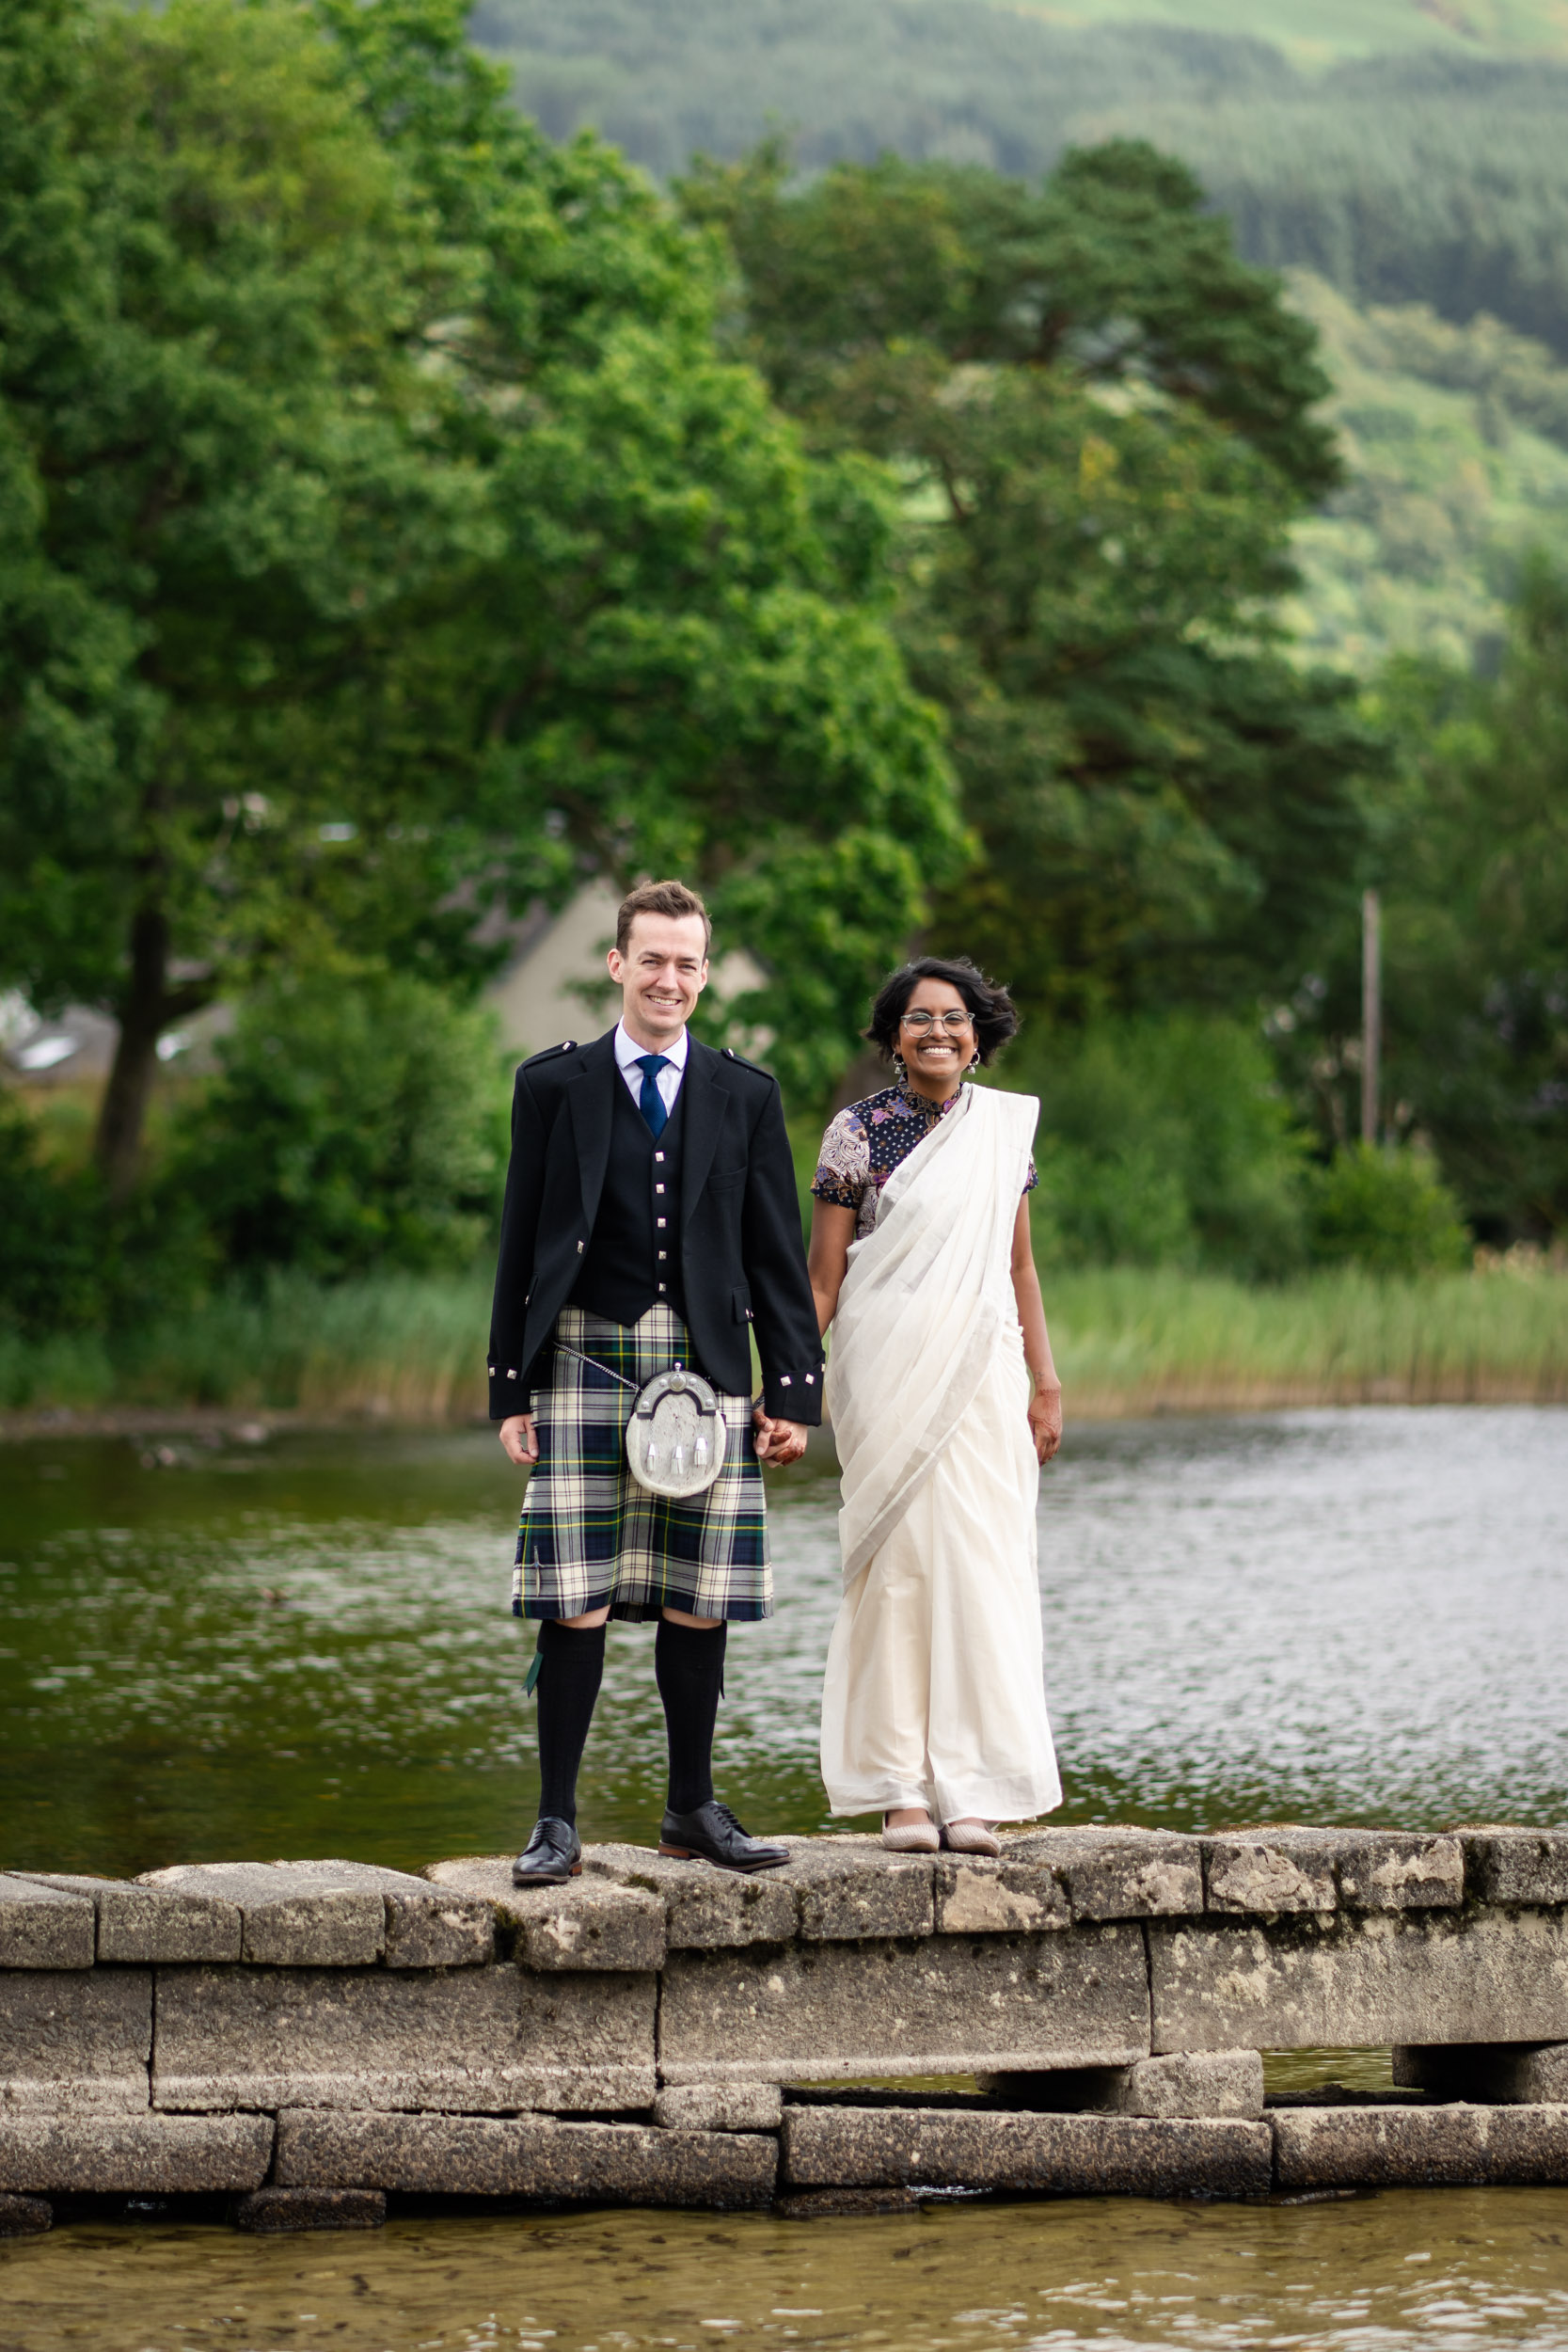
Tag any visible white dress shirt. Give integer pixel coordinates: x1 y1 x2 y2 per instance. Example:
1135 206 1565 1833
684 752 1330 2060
613 1019 688 1118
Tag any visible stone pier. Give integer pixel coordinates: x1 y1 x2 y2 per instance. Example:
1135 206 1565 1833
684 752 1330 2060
1 1825 1566 2231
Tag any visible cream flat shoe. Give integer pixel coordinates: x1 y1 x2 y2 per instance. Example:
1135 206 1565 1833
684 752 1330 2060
942 1820 1001 1856
881 1814 940 1853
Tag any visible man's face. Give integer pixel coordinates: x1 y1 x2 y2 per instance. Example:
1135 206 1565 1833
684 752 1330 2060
608 912 709 1047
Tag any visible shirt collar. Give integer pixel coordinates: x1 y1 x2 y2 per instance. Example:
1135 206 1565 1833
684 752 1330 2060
895 1074 959 1117
614 1018 689 1072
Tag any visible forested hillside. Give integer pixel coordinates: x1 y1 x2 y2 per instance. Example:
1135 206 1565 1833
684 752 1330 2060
471 0 1568 354
1282 276 1568 669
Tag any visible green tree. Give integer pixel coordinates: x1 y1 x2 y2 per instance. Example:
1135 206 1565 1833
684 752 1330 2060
0 0 487 1197
163 967 509 1279
0 0 959 1203
1370 561 1568 1239
685 142 1377 1020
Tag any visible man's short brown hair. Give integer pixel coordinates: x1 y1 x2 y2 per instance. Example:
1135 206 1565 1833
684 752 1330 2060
615 879 711 955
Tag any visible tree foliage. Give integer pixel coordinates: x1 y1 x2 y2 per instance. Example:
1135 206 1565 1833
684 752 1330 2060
163 968 510 1279
1378 563 1568 1239
0 0 958 1200
687 144 1375 1020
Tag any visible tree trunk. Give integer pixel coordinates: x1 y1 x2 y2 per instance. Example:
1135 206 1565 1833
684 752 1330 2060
95 905 174 1202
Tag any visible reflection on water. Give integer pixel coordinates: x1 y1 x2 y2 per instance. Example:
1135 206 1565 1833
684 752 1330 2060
4 2189 1568 2350
1 1406 1565 1872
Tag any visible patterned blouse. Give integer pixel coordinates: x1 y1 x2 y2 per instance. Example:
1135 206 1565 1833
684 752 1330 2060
812 1078 1038 1242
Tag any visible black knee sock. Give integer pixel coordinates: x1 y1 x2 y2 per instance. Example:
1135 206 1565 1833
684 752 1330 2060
534 1619 606 1826
655 1617 727 1815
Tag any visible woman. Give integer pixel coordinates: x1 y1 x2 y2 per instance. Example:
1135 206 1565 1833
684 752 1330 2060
808 957 1064 1855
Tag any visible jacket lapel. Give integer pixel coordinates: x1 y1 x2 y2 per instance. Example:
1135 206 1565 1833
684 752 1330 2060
679 1041 731 1224
563 1029 619 1232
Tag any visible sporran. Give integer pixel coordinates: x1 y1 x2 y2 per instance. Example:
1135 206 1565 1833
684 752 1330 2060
554 1343 728 1500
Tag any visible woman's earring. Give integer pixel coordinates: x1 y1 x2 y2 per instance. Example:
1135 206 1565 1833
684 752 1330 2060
892 1052 908 1082
965 1048 980 1073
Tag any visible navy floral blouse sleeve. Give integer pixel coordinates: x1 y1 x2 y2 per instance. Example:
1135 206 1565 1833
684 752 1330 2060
812 1078 1037 1242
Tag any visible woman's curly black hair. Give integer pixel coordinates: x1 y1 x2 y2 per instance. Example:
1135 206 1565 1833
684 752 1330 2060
864 956 1021 1068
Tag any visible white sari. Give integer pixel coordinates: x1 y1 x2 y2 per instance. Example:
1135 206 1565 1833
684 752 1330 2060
819 1084 1061 1824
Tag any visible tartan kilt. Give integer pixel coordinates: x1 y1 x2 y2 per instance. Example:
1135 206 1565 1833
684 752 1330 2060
512 1303 770 1624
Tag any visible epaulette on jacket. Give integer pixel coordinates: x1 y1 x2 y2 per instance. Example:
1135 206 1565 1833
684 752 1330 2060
721 1045 773 1078
520 1039 578 1065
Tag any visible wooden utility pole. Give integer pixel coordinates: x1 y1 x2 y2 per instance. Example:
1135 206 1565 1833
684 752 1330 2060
1361 887 1381 1147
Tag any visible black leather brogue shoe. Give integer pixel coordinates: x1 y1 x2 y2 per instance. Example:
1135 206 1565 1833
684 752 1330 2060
658 1800 788 1873
512 1818 582 1886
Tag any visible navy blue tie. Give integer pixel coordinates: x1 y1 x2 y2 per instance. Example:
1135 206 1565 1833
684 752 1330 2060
635 1053 671 1138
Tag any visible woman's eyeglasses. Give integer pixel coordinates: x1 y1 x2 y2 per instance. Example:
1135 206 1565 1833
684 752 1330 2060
900 1009 973 1033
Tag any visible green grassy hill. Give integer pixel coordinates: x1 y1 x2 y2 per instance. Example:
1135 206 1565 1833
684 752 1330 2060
997 0 1568 68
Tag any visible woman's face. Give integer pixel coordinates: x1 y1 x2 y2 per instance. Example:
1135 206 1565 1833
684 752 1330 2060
896 977 975 1097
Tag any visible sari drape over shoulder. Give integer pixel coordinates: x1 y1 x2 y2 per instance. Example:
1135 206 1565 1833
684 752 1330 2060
820 1085 1061 1824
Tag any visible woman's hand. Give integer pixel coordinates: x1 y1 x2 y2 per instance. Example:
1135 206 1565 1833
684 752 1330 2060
753 1405 808 1466
1027 1379 1063 1465
499 1413 539 1467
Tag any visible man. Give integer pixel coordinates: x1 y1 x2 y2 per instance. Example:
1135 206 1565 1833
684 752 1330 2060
490 878 823 1884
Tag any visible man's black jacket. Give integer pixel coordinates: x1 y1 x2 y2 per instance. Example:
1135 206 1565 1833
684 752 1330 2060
486 1028 825 1423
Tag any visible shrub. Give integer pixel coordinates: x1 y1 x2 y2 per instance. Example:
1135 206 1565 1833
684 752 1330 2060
0 1101 110 1335
163 970 510 1281
1003 1014 1310 1278
1307 1143 1471 1277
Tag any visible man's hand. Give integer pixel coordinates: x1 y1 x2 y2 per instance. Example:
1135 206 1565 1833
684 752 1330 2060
752 1406 808 1467
499 1412 539 1467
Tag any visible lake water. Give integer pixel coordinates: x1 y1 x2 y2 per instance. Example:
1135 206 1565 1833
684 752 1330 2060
2 1406 1567 2348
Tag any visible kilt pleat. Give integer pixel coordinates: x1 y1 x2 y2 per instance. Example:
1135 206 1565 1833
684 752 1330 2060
513 1303 770 1624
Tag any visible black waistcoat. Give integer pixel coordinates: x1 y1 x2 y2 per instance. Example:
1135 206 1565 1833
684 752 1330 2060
568 1070 687 1323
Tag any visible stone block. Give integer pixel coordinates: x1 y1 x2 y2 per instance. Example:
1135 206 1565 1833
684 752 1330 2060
578 1844 798 1949
230 2187 386 2232
1202 1835 1336 1915
1333 1834 1464 1912
933 1859 1069 1936
0 1879 94 1970
0 2192 50 2235
658 1924 1149 2085
653 2083 784 2132
1149 1907 1568 2054
0 2114 273 2194
421 1857 661 1972
774 1839 934 1942
1196 1827 1463 1915
1392 2042 1568 2103
1274 2103 1568 2190
274 2110 778 2207
259 1864 496 1969
1006 1830 1204 1923
0 1968 150 2113
1098 2050 1264 2120
137 1863 384 1967
1458 1827 1568 1907
11 1872 242 1963
153 1962 655 2113
781 2106 1272 2200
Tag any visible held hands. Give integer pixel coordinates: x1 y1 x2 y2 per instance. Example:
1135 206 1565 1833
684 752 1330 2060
752 1404 808 1467
499 1413 539 1467
1028 1379 1063 1466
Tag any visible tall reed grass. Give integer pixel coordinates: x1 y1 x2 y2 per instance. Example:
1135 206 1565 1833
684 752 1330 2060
2 1264 1564 1423
1044 1263 1568 1412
